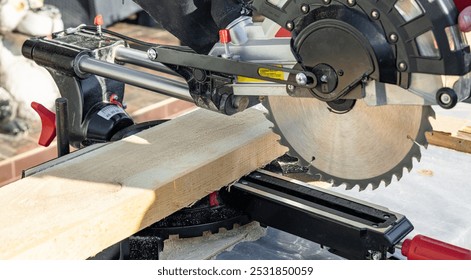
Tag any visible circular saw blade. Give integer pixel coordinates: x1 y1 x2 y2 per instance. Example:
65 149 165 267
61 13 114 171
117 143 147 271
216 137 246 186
264 96 434 190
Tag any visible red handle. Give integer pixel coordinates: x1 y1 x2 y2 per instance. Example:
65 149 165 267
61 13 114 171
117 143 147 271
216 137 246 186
402 234 471 260
31 102 56 147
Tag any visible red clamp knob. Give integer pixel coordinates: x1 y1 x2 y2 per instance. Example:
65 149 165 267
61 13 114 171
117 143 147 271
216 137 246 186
31 102 56 147
402 234 471 260
94 14 104 26
219 29 231 44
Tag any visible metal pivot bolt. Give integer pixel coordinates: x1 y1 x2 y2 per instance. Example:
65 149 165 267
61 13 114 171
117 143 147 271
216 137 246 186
371 10 380 20
320 75 328 83
301 4 310 14
296 73 308 86
147 48 158 60
286 21 294 30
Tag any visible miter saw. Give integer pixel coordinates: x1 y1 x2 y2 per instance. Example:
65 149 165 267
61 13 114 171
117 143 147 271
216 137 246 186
23 0 471 191
19 0 471 260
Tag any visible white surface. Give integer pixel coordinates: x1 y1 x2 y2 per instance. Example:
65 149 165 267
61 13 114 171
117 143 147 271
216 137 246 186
334 145 471 249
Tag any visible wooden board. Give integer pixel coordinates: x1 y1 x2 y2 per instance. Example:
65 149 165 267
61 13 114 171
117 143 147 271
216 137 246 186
0 108 287 259
426 131 471 154
427 110 471 154
457 126 471 141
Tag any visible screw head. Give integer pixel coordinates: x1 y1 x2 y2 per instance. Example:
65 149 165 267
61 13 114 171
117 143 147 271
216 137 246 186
398 61 407 71
286 21 294 30
301 4 310 14
296 73 308 86
147 48 158 60
347 0 356 6
287 84 295 92
370 251 382 260
389 33 398 43
371 9 380 20
323 0 331 4
320 75 328 83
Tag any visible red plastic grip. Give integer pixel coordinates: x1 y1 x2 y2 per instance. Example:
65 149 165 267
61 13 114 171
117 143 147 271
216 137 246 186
275 28 292 38
94 14 104 26
31 102 56 147
209 192 220 207
454 0 469 12
219 29 231 44
402 234 471 260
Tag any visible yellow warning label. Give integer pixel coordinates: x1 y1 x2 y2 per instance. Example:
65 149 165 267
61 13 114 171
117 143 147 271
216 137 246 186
258 67 285 80
237 66 285 83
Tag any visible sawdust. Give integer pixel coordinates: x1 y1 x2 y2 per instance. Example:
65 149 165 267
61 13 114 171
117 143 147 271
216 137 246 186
159 222 267 260
417 169 434 177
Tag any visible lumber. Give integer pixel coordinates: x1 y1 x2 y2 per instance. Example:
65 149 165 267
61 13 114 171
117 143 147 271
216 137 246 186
425 131 471 154
0 108 287 259
457 126 471 141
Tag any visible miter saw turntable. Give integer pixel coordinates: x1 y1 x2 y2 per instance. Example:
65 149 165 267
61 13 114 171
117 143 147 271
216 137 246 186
21 0 471 259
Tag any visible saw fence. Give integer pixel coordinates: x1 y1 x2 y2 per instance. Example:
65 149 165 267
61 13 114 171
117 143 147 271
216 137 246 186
0 108 286 259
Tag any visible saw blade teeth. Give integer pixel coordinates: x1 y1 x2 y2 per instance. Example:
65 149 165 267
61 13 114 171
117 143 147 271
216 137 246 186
395 171 404 182
263 97 436 191
383 178 391 188
344 182 355 191
415 151 422 163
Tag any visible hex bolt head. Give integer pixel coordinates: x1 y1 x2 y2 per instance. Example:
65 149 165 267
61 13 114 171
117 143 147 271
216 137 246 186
371 9 380 20
147 48 158 60
301 4 310 14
